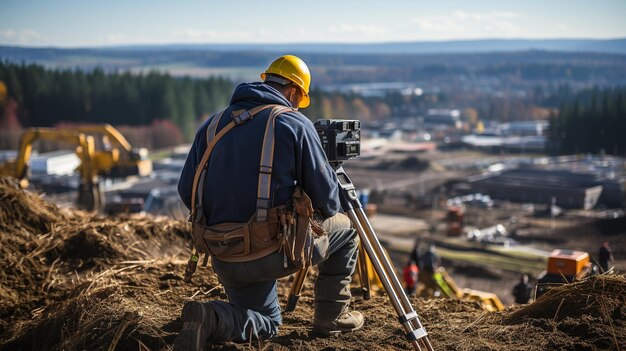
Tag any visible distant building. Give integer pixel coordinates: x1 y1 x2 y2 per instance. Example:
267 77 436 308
0 150 18 163
322 82 423 98
423 109 462 130
469 168 605 209
30 151 80 176
498 121 548 136
462 120 548 152
461 134 546 152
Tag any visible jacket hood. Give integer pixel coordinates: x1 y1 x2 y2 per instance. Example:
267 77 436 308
229 82 293 108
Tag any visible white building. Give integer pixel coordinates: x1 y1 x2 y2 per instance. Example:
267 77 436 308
30 150 80 176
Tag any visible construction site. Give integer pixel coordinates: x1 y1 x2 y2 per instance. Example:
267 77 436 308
1 134 625 350
1 7 626 347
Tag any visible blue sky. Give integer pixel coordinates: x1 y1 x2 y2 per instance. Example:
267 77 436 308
1 0 625 47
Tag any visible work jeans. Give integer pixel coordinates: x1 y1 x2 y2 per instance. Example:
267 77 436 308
209 213 358 342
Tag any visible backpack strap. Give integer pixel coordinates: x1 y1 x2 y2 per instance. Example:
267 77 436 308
193 107 227 219
256 105 297 221
190 104 278 221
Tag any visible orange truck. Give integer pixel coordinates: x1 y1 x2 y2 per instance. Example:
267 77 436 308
535 249 592 298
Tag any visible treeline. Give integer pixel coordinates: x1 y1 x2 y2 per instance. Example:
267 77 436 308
547 87 626 156
478 63 626 81
0 61 399 133
305 89 394 122
0 61 233 139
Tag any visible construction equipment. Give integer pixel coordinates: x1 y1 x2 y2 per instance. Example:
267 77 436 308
66 124 152 178
0 128 102 210
446 205 464 236
0 125 152 211
431 268 504 311
536 249 592 298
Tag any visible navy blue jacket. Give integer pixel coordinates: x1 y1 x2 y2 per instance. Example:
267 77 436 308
178 82 341 225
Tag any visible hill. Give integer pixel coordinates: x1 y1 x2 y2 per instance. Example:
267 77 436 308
4 38 626 55
0 177 624 350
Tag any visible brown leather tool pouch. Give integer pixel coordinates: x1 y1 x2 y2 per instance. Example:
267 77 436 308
280 186 326 268
200 222 251 258
191 208 282 262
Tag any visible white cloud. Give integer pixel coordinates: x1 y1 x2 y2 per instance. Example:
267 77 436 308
453 11 518 21
168 24 387 44
556 24 570 32
105 34 128 43
413 16 463 32
327 24 387 36
412 11 522 37
0 29 47 44
170 28 254 42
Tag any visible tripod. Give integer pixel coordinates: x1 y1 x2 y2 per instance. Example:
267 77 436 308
286 163 434 351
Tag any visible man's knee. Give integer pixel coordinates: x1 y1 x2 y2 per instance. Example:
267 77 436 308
322 212 352 233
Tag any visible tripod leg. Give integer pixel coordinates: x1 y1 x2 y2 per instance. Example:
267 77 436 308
347 209 434 351
286 265 309 312
357 241 371 300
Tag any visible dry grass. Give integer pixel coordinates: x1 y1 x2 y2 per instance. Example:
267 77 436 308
1 176 625 351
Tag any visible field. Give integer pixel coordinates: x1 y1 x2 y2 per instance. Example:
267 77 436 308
1 176 625 351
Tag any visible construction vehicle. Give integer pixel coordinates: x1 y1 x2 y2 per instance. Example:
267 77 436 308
0 128 102 210
535 249 592 298
446 205 465 236
0 125 153 211
66 124 152 178
431 268 505 311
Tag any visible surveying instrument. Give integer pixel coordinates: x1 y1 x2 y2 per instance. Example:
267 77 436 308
286 119 434 351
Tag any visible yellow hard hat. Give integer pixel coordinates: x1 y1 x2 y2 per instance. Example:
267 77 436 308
261 55 311 108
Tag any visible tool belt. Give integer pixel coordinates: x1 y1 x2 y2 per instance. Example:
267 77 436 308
191 186 324 265
188 104 325 268
191 205 281 262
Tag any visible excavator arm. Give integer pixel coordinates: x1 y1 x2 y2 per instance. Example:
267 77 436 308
4 128 102 211
14 129 96 180
67 124 152 177
67 124 132 152
0 124 152 211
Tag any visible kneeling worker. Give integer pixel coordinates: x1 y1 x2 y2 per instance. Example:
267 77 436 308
176 55 363 350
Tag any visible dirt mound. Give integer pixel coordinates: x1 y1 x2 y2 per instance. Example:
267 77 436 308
426 274 625 351
0 176 66 233
1 177 625 351
0 177 192 346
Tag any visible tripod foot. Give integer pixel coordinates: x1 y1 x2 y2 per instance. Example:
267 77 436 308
286 294 300 312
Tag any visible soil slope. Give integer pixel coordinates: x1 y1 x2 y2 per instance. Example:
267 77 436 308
1 177 624 351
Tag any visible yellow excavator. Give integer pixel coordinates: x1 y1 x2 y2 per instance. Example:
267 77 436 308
0 125 152 211
65 124 152 178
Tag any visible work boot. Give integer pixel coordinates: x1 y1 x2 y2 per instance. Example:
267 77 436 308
173 301 217 351
313 310 364 336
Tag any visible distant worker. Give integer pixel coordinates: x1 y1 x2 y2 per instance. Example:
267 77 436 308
403 261 419 296
409 238 421 268
421 244 441 274
598 241 614 273
418 244 441 297
402 239 421 296
512 274 532 304
175 55 362 350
